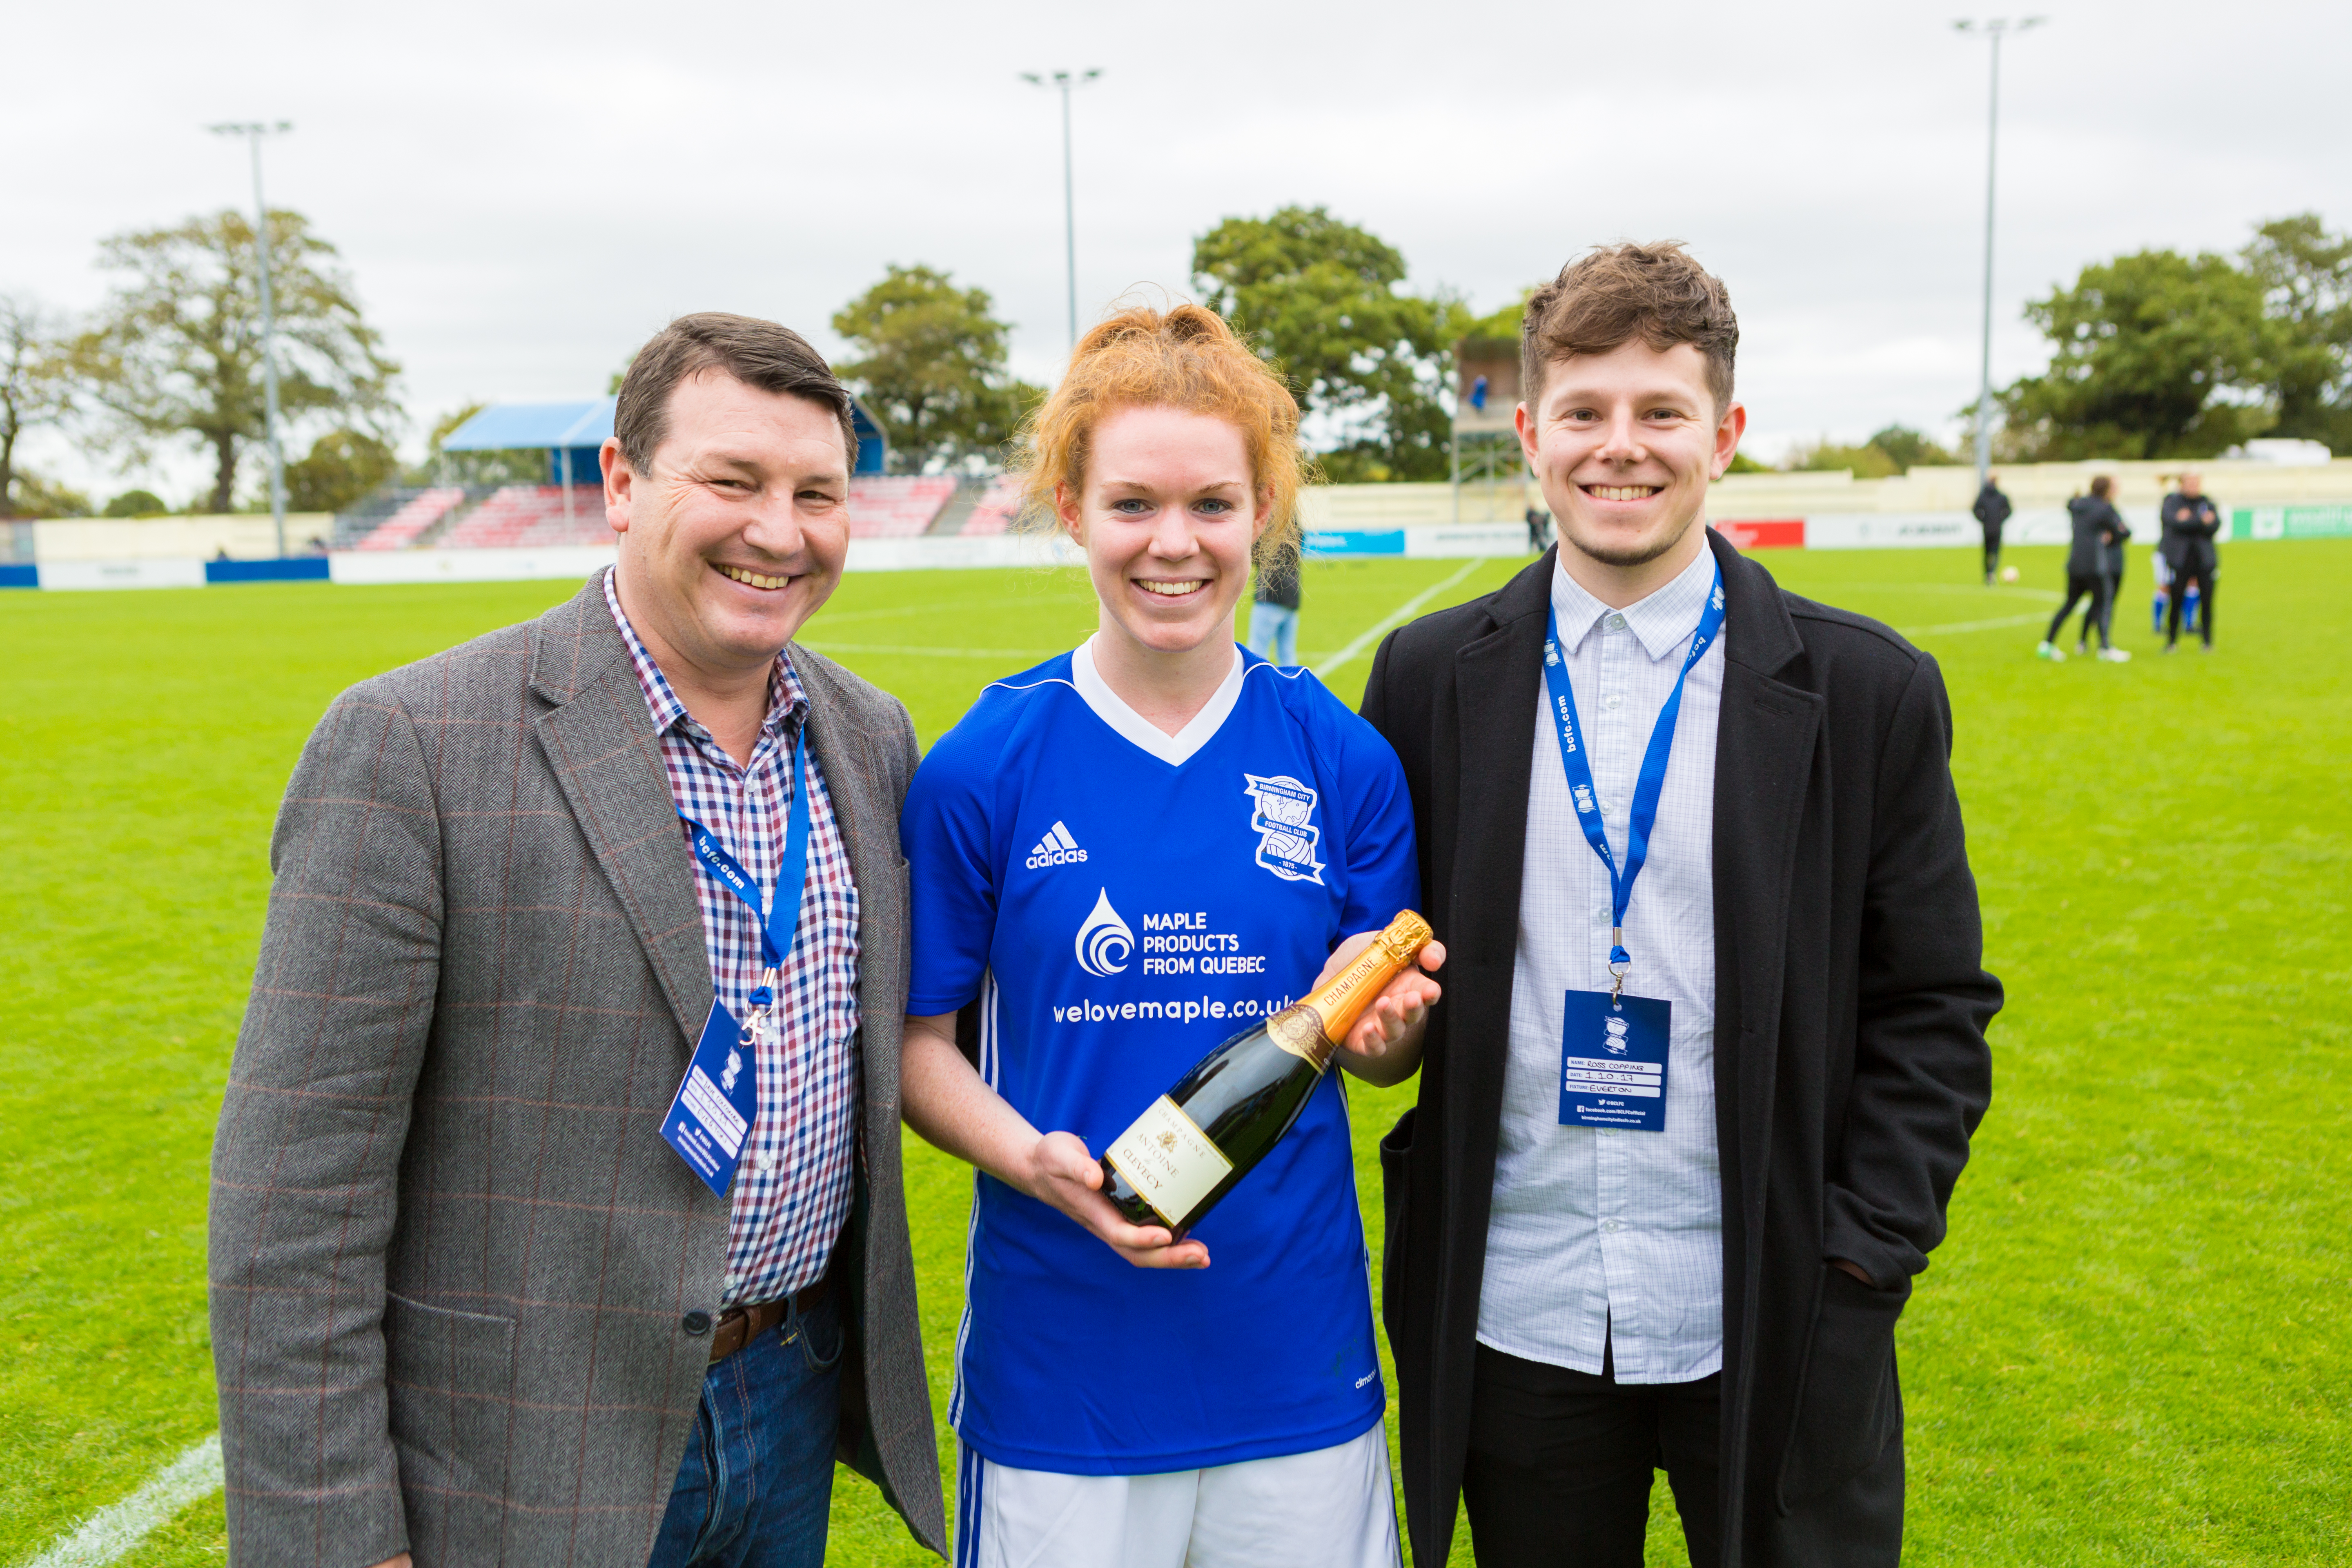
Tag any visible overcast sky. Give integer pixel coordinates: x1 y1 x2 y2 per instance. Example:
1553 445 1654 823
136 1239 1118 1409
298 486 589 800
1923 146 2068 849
9 0 2348 503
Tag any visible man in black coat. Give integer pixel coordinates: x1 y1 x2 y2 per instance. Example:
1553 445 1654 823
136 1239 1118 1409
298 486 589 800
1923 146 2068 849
2159 470 2221 651
1359 243 1998 1567
1972 473 2013 585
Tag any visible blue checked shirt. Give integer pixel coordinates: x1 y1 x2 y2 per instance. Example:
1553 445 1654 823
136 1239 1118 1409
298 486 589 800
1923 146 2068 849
605 570 861 1307
1480 543 1725 1384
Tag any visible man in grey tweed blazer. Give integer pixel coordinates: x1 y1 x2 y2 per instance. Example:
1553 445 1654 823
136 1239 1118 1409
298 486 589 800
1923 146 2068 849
210 315 945 1566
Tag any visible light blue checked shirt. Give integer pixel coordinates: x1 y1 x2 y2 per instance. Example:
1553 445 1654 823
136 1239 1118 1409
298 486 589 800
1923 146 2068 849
1479 542 1726 1384
605 569 861 1307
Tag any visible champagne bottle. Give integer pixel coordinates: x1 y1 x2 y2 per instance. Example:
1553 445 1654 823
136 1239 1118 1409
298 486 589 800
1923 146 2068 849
1099 910 1434 1237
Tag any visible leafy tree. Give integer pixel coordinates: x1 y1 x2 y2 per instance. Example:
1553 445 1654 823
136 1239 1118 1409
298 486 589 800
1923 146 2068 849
103 488 168 517
7 472 91 518
1 294 78 519
1458 294 1532 347
1867 424 1958 470
1192 207 1451 482
1994 248 2275 460
1785 437 1901 479
2243 213 2352 452
77 209 400 512
1781 424 1958 478
831 265 1038 473
285 428 399 512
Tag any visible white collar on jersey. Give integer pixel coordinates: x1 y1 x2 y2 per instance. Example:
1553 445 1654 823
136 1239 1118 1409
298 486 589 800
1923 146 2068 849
1070 635 1246 767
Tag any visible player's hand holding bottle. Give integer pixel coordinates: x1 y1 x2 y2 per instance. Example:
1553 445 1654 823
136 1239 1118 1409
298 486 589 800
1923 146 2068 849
1020 1126 1214 1270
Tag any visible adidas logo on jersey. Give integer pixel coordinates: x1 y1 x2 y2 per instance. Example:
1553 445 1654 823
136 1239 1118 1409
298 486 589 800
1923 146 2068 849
1026 821 1089 869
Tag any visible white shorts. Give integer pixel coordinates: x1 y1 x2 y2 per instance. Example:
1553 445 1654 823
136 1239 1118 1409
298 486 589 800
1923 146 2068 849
953 1423 1401 1568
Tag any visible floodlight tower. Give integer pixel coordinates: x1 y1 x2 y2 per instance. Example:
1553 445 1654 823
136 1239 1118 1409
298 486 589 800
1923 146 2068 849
1020 69 1102 352
209 120 295 556
1953 18 2044 491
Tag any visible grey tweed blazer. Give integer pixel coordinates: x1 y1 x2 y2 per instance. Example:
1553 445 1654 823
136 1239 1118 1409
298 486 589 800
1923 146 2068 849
209 576 946 1566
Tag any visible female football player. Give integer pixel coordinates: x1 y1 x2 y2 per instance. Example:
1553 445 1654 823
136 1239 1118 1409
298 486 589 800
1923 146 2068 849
898 302 1442 1568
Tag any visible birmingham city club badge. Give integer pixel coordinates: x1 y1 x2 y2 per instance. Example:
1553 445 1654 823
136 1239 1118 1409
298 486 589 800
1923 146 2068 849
1243 773 1325 884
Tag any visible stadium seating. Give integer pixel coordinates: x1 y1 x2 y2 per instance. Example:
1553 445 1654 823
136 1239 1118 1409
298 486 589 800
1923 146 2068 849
421 475 958 550
432 486 602 550
957 473 1028 535
353 487 467 550
844 475 956 537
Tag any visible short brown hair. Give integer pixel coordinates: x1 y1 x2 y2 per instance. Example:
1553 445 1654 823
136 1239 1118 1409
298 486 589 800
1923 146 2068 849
613 312 860 474
1521 242 1738 412
1015 301 1311 562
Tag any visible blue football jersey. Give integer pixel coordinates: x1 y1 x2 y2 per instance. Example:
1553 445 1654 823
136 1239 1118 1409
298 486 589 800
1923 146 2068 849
901 639 1420 1475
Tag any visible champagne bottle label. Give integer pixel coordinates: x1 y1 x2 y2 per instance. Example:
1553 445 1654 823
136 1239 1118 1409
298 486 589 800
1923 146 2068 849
1103 1095 1234 1229
1265 1004 1335 1072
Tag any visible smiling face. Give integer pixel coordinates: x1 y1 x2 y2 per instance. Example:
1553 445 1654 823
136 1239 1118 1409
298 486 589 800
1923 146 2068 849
604 370 851 684
1059 403 1267 671
1517 339 1745 598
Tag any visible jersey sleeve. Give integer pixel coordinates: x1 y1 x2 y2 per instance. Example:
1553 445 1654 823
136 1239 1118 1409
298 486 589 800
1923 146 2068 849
900 721 1003 1016
1330 709 1422 940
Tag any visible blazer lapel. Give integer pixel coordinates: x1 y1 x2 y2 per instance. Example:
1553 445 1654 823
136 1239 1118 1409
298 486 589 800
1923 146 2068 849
791 648 895 1025
1443 552 1552 1223
1705 530 1822 1270
530 581 715 1048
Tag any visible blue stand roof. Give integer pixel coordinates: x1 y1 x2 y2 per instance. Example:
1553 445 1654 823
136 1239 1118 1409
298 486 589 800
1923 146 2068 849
439 396 886 474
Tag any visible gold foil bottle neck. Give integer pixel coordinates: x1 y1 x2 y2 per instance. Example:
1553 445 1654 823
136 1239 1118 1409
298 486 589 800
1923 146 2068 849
1267 910 1434 1072
1375 911 1434 964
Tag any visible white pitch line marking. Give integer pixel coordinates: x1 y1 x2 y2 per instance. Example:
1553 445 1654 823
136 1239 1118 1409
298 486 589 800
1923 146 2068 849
1895 611 2056 637
1313 558 1494 679
802 642 1059 659
26 1432 223 1568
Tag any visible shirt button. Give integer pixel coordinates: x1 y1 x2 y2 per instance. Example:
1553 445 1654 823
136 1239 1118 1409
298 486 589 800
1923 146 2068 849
1606 614 1626 630
1603 695 1624 710
757 1155 776 1172
1600 1219 1622 1233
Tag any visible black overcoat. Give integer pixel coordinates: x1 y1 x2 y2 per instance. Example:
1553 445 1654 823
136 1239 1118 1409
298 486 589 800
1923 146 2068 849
1360 531 1998 1566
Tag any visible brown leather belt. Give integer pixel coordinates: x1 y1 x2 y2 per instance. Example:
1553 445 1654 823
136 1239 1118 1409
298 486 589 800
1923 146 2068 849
708 1275 833 1365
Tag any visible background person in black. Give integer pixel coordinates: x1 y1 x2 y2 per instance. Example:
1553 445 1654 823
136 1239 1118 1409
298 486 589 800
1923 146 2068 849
1973 472 2013 585
2160 470 2222 651
2041 475 2129 662
1246 537 1303 666
2097 492 2132 649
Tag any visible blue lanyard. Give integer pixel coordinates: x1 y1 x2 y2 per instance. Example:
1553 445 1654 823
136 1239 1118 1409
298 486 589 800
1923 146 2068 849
1541 565 1725 992
677 726 813 1010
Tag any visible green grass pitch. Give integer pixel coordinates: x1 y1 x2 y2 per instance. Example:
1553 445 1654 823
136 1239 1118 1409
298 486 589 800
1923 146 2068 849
3 541 2346 1566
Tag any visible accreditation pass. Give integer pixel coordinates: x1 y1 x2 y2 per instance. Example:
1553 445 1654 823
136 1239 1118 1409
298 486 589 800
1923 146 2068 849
1558 991 1670 1133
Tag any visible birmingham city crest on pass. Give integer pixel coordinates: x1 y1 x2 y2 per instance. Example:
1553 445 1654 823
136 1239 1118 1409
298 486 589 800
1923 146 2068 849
1242 773 1325 884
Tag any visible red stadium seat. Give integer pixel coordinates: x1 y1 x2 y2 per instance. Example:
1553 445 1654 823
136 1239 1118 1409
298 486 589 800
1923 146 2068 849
354 487 467 550
957 474 1027 536
845 475 956 538
421 476 962 549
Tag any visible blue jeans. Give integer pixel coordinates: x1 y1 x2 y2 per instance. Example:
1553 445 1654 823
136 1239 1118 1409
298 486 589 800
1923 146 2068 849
1248 601 1299 667
646 1292 844 1568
